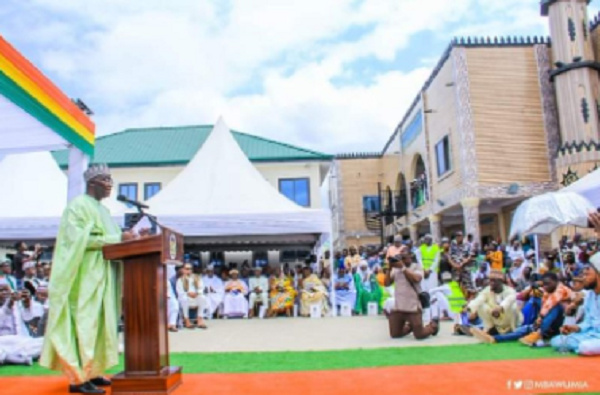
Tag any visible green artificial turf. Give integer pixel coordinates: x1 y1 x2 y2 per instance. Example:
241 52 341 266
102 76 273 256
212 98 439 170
0 342 574 377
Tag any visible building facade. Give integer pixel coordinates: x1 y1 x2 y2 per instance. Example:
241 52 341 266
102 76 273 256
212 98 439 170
332 0 600 248
53 125 333 211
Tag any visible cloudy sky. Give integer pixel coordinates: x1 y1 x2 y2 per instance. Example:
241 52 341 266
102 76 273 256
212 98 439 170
2 0 599 154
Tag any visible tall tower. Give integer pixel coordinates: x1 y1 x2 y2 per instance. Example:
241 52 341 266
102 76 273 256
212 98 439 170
542 0 600 185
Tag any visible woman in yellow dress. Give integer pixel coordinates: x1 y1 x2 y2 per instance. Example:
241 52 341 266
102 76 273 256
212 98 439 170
267 266 296 317
299 266 330 317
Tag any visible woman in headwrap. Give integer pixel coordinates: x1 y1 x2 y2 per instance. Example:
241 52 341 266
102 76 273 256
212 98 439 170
344 246 362 273
267 266 296 317
354 260 382 315
299 266 329 317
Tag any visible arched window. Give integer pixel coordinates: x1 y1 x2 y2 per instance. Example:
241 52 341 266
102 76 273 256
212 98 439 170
395 173 408 217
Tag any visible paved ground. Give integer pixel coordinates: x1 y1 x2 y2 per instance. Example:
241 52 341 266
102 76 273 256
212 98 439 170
168 316 478 353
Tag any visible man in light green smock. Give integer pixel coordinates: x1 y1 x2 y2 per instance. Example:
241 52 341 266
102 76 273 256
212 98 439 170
40 164 136 395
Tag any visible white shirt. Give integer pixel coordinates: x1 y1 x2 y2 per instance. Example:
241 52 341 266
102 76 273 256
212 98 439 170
508 248 525 262
0 301 17 336
248 276 269 294
19 300 44 323
508 266 524 283
203 275 224 294
176 275 204 297
166 279 176 299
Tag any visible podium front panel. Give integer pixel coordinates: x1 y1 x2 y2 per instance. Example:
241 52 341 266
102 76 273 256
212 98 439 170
121 252 169 375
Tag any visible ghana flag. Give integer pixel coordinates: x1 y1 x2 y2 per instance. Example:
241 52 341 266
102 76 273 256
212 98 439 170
0 36 95 156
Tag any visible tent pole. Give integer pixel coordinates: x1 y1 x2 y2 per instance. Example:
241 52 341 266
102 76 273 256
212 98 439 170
534 234 540 271
557 249 566 277
67 147 89 202
329 188 336 318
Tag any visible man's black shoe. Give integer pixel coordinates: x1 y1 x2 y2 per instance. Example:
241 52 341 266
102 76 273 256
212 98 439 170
90 377 112 387
431 318 440 336
68 382 106 394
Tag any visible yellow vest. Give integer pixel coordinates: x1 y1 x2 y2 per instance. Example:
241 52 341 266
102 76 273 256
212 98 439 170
420 244 440 271
448 281 466 313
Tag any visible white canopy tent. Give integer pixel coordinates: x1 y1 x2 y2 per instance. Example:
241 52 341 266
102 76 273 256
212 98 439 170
0 95 74 155
0 151 123 240
133 118 331 248
0 36 99 242
0 36 96 202
0 151 67 240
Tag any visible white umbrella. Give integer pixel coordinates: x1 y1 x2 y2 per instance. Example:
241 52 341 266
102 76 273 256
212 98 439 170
564 168 600 207
509 191 595 238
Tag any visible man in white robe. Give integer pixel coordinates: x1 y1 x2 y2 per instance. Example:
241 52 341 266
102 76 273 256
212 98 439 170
223 269 249 318
22 261 42 293
203 265 225 318
0 259 17 291
0 281 44 366
19 288 44 337
176 264 208 329
248 267 269 318
166 278 179 332
429 272 453 320
332 267 356 315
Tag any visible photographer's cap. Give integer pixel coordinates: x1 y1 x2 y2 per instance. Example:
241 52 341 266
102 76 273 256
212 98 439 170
589 252 600 272
489 269 504 280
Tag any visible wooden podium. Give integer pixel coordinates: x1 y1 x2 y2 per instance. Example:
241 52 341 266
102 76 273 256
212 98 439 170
103 227 183 395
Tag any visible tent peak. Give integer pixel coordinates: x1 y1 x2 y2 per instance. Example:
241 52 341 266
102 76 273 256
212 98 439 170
211 117 230 137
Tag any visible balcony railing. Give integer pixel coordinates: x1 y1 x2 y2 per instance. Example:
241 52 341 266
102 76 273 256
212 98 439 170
362 185 409 232
410 175 429 209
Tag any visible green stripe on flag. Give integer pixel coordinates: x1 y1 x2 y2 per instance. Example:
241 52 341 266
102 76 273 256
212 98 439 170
0 70 94 156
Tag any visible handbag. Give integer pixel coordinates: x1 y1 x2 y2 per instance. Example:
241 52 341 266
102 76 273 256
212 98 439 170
407 275 430 309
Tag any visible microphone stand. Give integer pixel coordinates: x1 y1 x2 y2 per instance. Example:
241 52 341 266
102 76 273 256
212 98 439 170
133 204 160 235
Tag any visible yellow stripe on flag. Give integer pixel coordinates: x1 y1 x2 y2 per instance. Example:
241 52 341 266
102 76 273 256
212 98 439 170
0 54 95 144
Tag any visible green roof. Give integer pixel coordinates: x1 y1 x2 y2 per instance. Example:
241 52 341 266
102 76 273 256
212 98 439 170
52 125 333 168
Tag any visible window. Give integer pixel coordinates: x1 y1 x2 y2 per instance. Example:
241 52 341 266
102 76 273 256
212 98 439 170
435 136 451 177
362 196 380 213
280 249 311 263
144 183 161 200
400 112 423 149
118 183 138 207
278 178 310 207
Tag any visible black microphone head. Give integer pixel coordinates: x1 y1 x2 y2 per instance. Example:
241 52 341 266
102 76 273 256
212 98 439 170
117 194 128 202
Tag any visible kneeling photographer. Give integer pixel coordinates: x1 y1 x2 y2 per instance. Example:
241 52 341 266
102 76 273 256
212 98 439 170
385 246 439 340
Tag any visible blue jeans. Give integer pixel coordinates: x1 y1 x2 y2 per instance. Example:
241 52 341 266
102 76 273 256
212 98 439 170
521 296 541 326
494 304 564 342
539 304 564 336
494 325 533 342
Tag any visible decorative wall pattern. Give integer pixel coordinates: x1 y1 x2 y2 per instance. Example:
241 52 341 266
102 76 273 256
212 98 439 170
461 198 481 244
429 216 442 244
534 44 561 182
451 47 479 197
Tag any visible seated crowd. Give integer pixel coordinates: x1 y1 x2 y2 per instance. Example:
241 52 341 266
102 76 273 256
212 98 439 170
3 218 600 367
0 242 49 366
165 214 600 357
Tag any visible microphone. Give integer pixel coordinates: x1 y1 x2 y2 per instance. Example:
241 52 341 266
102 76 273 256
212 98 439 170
117 194 149 210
